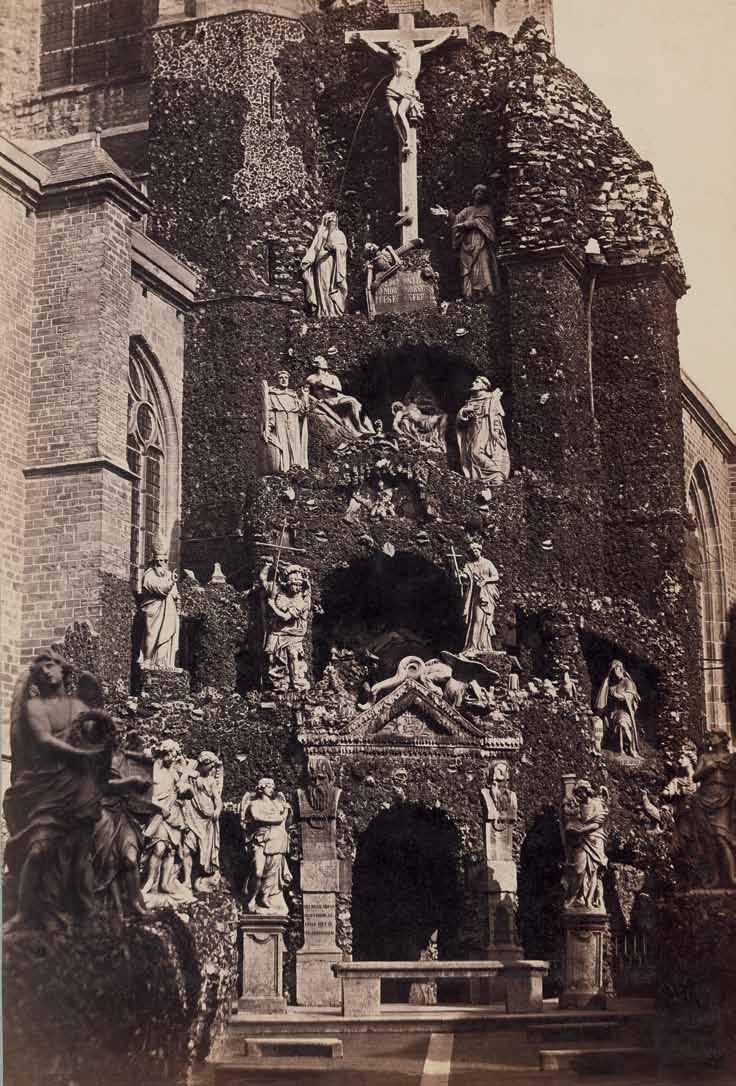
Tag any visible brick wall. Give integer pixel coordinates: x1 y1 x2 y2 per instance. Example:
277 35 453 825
0 175 36 734
22 189 135 666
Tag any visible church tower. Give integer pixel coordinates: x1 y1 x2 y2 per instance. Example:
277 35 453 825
494 0 555 45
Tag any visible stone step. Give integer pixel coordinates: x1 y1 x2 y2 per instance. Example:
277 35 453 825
527 1020 622 1043
539 1046 658 1074
242 1036 343 1059
213 1057 345 1084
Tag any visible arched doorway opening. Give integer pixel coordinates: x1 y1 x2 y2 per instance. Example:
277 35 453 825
351 803 463 1002
518 808 565 995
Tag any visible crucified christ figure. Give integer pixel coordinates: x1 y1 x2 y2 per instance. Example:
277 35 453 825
352 29 459 154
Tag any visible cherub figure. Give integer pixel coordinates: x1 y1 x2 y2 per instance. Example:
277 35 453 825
350 29 459 152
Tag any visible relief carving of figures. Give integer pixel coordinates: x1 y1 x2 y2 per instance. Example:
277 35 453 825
594 660 642 758
139 545 181 670
456 378 510 484
391 400 447 454
301 212 348 318
3 652 147 933
368 652 497 713
180 750 224 893
141 739 195 903
674 730 736 888
450 540 500 657
240 778 292 915
258 560 311 692
260 371 309 474
431 184 501 300
345 479 397 523
306 355 373 437
560 778 609 913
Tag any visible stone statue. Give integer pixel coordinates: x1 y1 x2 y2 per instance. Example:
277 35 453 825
450 541 501 656
181 750 224 893
139 547 181 670
391 400 447 453
258 559 311 692
560 778 609 913
260 371 309 474
92 738 156 923
456 378 510 484
301 212 348 318
483 760 518 836
595 660 642 758
296 755 341 848
141 739 195 903
351 29 459 152
240 778 292 915
674 730 736 888
306 355 373 436
431 184 501 300
3 652 147 932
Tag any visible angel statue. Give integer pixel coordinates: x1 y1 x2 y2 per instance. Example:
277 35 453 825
3 651 149 933
560 778 609 913
240 778 292 916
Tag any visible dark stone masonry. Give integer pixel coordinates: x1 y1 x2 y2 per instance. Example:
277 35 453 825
2 2 735 1084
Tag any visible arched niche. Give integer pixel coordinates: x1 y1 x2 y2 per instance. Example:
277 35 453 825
578 630 661 751
349 344 512 473
687 462 730 730
351 803 463 1001
313 550 464 681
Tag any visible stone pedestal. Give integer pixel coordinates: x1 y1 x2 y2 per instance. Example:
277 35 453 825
296 866 342 1006
238 916 288 1014
504 960 548 1013
559 911 610 1009
479 764 522 1002
139 666 190 702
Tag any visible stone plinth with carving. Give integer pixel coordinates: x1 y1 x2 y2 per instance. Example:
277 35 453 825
238 916 288 1014
480 760 522 998
295 755 343 1006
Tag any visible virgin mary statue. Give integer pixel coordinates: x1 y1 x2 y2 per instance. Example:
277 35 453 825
301 212 348 318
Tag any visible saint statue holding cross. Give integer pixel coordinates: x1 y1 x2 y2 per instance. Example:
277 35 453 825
351 27 460 154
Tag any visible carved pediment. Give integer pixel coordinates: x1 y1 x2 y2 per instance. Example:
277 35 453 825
340 679 487 745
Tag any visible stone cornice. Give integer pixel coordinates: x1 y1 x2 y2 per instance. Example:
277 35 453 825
131 230 200 311
681 371 736 460
594 260 687 300
39 174 150 220
154 0 317 30
0 136 50 212
24 457 137 483
500 244 586 283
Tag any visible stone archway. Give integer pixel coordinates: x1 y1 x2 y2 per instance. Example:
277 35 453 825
351 803 463 1002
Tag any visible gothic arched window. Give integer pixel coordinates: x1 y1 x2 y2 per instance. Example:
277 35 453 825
127 344 166 583
687 462 729 730
40 0 146 91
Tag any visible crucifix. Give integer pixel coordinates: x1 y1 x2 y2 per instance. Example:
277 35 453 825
346 2 468 246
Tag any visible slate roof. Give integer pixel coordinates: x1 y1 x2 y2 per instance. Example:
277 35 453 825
34 139 135 189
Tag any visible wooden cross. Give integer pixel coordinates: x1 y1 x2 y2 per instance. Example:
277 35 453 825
346 2 468 246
